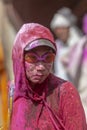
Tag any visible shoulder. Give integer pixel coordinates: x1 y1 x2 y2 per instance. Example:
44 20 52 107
60 81 76 91
49 75 80 100
59 81 82 104
60 81 79 95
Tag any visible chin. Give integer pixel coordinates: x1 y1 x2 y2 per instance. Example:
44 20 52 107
32 79 45 84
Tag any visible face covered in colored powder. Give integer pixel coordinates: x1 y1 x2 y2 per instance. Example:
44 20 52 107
24 45 55 84
12 23 56 89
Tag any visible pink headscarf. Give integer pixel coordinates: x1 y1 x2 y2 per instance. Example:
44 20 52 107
11 23 64 130
12 23 56 101
10 23 87 130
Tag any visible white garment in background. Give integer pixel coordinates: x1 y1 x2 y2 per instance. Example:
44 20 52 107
54 26 82 80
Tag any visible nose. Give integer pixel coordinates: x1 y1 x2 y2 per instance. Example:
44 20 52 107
36 62 45 70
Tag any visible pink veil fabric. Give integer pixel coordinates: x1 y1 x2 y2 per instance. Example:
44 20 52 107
11 23 62 130
12 23 56 101
10 23 87 130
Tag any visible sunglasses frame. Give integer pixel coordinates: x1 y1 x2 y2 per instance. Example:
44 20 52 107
24 51 55 63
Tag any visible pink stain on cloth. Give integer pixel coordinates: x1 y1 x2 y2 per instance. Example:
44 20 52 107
10 23 87 130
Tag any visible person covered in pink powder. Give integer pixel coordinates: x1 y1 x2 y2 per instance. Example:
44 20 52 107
10 23 87 130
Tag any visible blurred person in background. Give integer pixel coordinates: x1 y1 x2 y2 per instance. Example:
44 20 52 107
50 7 83 81
67 13 87 122
9 23 87 130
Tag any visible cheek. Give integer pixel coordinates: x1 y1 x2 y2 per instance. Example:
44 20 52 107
45 63 53 73
25 62 34 77
46 63 53 69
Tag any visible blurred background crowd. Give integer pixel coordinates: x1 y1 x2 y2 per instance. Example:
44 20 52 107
0 0 87 129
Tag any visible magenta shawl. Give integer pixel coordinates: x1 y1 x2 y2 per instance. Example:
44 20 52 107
10 23 87 130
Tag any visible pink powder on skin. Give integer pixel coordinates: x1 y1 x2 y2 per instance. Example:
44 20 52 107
25 61 53 84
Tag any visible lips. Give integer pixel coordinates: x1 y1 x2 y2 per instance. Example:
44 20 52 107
34 74 43 78
33 73 44 80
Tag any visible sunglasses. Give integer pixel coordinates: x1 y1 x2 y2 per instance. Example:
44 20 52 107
24 52 55 63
